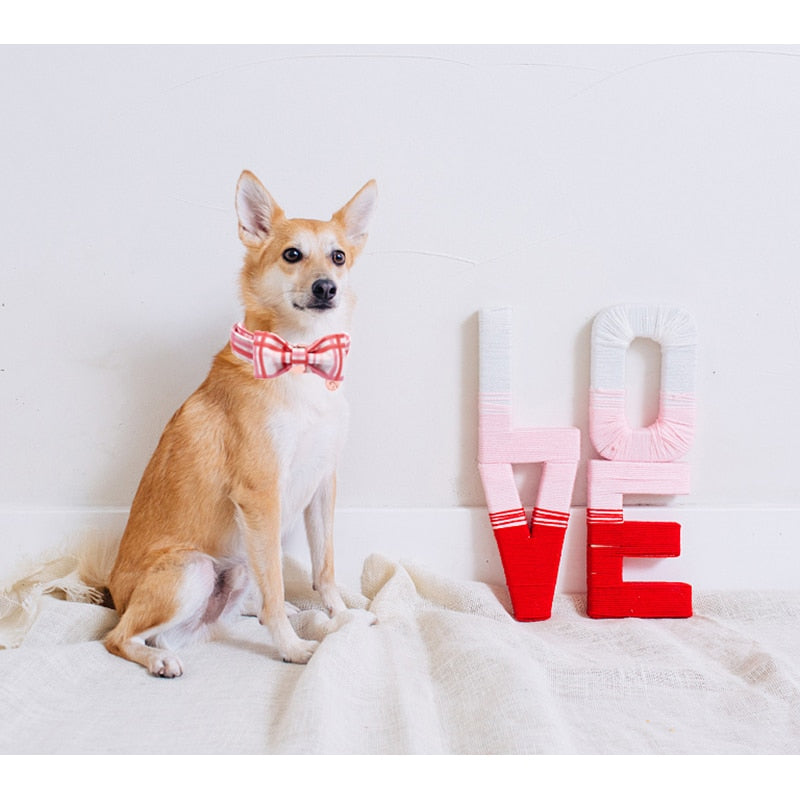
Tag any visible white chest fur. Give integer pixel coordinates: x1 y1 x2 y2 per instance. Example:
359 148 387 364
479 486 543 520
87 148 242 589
267 376 349 530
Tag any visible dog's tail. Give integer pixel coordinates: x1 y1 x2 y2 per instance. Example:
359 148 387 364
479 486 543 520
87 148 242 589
75 528 120 609
0 529 121 648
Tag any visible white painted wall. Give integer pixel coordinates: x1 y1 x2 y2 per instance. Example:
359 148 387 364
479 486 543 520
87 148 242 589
2 45 799 587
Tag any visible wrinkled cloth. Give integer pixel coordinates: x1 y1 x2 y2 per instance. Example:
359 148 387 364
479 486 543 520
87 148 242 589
0 555 104 649
1 554 798 754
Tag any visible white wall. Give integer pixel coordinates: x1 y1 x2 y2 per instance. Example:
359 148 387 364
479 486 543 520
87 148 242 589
2 45 799 586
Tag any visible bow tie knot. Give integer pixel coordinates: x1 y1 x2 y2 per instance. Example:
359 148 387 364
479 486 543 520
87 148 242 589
230 323 350 391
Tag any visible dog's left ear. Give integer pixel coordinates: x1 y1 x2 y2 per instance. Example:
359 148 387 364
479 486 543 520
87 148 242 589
334 180 378 251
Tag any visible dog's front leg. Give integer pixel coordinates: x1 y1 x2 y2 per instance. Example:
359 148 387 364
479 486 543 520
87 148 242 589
305 477 378 631
234 489 318 664
304 474 347 616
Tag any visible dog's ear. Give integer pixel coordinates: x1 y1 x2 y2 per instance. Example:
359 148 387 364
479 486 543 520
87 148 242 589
334 179 378 250
236 171 284 246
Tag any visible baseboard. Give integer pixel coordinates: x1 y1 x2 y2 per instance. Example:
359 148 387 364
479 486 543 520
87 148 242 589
1 505 797 593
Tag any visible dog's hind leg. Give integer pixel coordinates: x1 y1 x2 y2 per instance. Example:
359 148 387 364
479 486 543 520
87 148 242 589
105 552 217 677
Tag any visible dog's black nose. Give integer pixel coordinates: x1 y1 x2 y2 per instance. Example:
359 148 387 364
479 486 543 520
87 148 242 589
311 279 337 303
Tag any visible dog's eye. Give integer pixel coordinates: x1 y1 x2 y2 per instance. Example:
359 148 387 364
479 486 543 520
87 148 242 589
282 248 303 263
331 250 346 266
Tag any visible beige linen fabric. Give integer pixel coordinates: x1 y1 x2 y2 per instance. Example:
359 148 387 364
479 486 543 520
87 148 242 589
1 554 799 754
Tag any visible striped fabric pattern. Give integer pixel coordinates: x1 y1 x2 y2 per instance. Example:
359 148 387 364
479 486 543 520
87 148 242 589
230 323 350 386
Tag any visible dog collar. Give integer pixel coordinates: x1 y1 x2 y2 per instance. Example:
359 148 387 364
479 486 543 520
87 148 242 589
230 322 350 391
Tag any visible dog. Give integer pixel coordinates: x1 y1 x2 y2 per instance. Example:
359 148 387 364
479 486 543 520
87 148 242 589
104 171 378 677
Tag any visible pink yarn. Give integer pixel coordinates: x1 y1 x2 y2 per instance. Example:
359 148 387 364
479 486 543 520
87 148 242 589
478 305 697 621
477 308 581 620
587 459 691 511
586 305 696 619
589 389 695 462
589 304 697 462
478 394 580 515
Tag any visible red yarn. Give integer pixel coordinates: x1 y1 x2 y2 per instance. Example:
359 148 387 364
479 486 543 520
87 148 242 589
586 517 692 618
489 507 569 621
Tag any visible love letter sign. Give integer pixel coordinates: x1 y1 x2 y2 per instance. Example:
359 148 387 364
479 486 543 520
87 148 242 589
478 304 697 621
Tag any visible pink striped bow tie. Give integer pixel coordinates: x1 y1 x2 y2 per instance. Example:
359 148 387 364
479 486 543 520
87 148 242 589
230 323 351 390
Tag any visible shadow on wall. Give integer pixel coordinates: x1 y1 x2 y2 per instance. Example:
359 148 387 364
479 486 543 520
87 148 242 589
572 318 593 507
458 313 482 505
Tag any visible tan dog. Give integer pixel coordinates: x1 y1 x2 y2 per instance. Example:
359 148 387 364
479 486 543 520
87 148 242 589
104 171 377 677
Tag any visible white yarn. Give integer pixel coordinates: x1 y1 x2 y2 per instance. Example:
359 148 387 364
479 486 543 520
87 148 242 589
591 304 697 395
590 304 697 462
478 306 580 515
478 307 512 402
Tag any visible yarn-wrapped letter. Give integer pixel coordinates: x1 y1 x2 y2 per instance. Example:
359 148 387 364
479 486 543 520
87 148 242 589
590 305 696 462
478 308 580 621
587 304 697 619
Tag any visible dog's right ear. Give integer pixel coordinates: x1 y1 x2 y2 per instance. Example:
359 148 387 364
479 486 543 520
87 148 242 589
236 171 284 247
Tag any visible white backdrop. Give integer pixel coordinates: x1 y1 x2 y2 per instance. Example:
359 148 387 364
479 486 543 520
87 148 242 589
2 45 799 586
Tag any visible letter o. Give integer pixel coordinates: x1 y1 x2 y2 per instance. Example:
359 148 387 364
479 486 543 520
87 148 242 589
590 304 697 462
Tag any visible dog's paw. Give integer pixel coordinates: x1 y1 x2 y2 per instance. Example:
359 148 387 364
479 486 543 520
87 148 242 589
323 596 348 617
147 652 184 678
281 637 319 664
330 608 378 632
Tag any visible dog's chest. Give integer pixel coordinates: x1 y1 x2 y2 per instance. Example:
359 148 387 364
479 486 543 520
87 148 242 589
266 380 348 520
